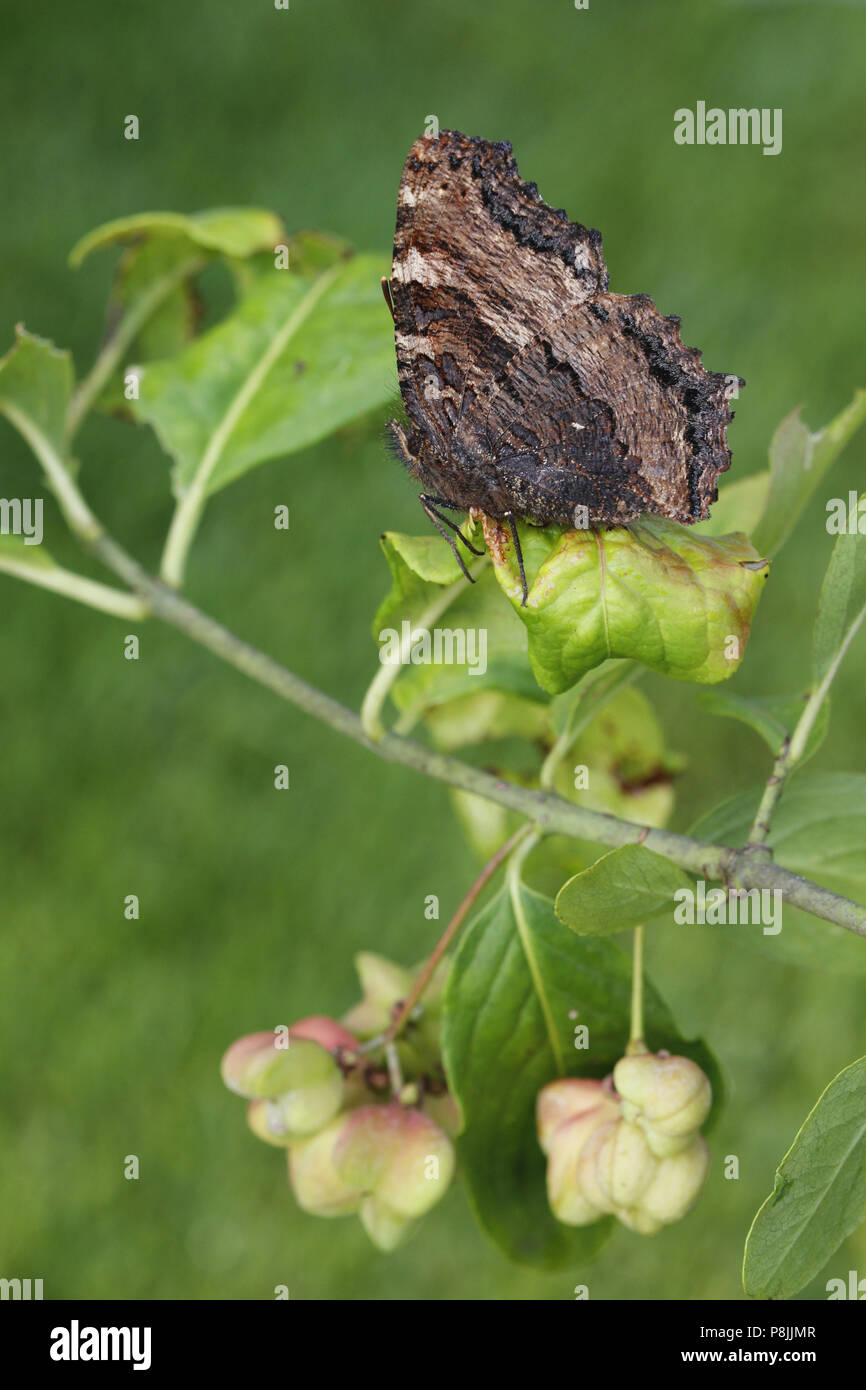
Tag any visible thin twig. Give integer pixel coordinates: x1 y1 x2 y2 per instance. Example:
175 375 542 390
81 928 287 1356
6 442 866 941
628 925 645 1053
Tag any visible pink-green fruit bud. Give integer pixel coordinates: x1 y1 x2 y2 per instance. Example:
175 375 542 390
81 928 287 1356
613 1052 711 1141
617 1206 665 1236
289 1016 359 1051
221 1032 340 1102
576 1120 620 1216
356 953 415 1006
341 953 415 1036
288 1117 362 1217
221 1032 285 1097
637 1135 710 1225
594 1118 659 1209
359 1195 415 1252
640 1123 697 1159
332 1105 455 1218
545 1099 620 1225
537 1078 607 1155
263 1067 344 1139
247 1099 295 1148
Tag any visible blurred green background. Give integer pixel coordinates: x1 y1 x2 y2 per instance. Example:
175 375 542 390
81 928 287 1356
1 0 864 1301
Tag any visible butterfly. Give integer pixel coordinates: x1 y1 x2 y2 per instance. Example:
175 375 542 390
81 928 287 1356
381 130 742 604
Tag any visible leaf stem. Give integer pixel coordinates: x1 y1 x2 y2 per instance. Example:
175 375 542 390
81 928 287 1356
66 255 204 439
628 925 646 1053
384 1040 404 1096
747 613 865 848
359 558 489 741
0 554 148 619
507 832 565 1074
1 403 102 542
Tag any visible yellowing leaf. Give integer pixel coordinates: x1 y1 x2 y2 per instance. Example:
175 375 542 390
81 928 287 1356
483 514 769 695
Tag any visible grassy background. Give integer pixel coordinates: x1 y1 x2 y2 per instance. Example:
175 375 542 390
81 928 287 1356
1 0 864 1300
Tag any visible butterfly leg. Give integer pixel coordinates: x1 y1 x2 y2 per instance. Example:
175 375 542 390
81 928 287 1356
418 494 485 557
505 513 528 607
418 496 480 583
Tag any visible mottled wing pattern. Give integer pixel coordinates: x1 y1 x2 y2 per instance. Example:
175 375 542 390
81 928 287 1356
478 292 735 523
389 128 740 529
390 130 607 465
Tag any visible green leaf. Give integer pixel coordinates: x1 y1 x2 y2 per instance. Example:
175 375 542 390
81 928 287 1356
373 531 544 726
692 773 866 899
698 689 829 765
484 514 769 695
442 882 719 1268
548 659 640 740
751 391 866 558
448 686 683 889
694 471 770 539
70 208 288 415
813 490 866 687
90 236 205 414
69 207 285 267
132 253 393 497
424 690 552 753
743 1055 866 1299
550 685 684 819
691 777 866 972
373 530 469 632
555 845 692 935
683 900 866 978
0 326 73 457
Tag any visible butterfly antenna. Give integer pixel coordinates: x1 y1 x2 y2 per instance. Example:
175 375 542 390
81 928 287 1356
507 514 528 607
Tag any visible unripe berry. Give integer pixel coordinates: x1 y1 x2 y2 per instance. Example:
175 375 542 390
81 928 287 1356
613 1052 711 1155
537 1078 608 1155
342 953 415 1036
636 1134 710 1225
288 1015 360 1052
593 1117 659 1209
359 1195 414 1252
575 1118 620 1215
288 1116 363 1217
332 1104 455 1218
542 1095 620 1226
617 1206 665 1236
221 1032 337 1101
247 1099 293 1148
222 1033 345 1139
